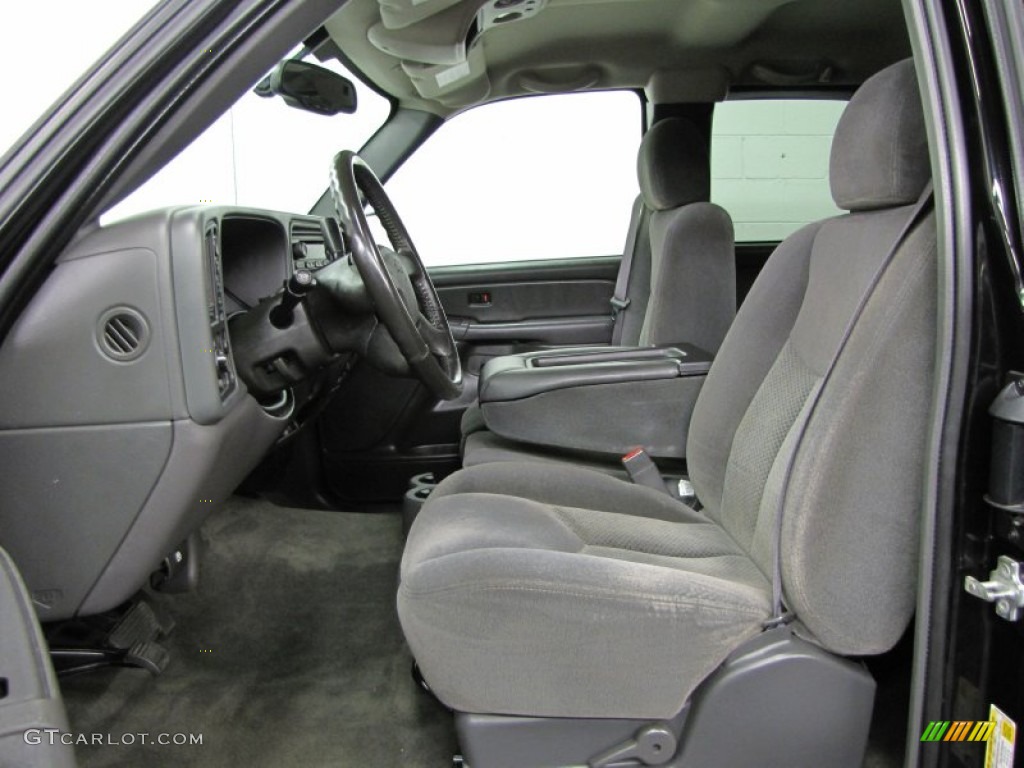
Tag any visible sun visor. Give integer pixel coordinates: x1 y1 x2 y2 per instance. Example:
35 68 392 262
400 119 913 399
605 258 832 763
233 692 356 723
401 44 491 107
370 0 546 65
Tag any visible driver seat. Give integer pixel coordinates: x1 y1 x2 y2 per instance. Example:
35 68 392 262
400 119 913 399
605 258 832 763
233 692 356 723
398 60 935 766
458 115 736 467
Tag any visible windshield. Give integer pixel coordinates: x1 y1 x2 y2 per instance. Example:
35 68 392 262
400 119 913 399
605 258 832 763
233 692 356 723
102 52 391 223
0 3 159 155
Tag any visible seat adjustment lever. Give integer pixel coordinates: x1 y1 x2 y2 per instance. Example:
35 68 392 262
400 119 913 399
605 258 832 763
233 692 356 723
590 722 677 767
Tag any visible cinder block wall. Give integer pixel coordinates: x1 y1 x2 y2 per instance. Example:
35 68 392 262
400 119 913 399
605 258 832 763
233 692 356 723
712 100 845 242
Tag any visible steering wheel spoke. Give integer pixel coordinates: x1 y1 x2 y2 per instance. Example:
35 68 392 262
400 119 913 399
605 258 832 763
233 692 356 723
415 312 454 356
395 246 421 274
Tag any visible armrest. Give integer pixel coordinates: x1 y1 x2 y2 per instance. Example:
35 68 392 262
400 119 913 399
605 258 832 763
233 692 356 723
477 344 713 459
479 344 712 404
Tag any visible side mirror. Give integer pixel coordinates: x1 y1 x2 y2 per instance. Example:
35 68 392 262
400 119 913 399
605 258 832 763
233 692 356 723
254 60 357 116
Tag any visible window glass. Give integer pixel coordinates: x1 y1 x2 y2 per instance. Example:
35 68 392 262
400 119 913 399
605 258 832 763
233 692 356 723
385 91 641 266
0 1 160 155
102 53 391 223
712 99 846 242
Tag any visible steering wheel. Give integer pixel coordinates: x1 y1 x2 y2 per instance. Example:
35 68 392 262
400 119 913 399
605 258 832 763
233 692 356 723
330 150 462 400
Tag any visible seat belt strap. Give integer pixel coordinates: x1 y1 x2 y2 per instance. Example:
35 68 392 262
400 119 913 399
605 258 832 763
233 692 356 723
764 183 935 628
611 197 647 344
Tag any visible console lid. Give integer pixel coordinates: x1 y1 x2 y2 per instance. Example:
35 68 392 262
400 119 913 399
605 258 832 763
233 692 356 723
477 344 713 459
479 344 712 403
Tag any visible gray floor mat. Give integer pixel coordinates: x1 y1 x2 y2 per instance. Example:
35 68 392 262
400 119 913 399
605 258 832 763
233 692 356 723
60 497 457 767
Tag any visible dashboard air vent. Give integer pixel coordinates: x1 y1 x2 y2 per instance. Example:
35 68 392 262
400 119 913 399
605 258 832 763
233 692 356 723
98 308 150 361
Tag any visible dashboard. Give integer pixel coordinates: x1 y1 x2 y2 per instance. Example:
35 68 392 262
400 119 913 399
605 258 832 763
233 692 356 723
218 213 339 316
0 205 346 622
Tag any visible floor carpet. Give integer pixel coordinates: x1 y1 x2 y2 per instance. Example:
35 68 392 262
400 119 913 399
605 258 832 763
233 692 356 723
58 495 909 768
60 497 457 767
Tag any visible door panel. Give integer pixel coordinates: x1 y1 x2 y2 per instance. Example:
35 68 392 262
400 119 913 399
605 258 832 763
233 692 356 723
438 280 614 323
436 270 616 324
436 256 618 374
0 547 76 768
437 257 621 396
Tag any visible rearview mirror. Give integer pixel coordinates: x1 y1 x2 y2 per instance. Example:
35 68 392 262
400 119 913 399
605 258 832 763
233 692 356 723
254 60 357 116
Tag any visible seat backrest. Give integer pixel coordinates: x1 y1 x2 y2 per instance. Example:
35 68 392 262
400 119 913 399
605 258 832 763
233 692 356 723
612 118 736 353
686 59 934 656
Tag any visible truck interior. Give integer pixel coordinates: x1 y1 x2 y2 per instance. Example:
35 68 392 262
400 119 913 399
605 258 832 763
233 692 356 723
1 0 1021 766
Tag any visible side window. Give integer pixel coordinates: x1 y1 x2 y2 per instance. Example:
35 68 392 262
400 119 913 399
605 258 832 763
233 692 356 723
385 91 641 266
712 99 846 242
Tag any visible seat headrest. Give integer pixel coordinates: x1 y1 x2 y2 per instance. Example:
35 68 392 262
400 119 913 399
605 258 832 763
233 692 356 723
830 59 930 212
637 118 710 212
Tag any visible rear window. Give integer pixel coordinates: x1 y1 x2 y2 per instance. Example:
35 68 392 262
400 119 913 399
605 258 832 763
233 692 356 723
711 99 846 242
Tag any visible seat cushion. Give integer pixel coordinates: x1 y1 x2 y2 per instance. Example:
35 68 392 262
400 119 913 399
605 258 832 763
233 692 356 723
432 460 697 519
462 430 629 478
458 403 487 440
462 430 693 481
399 463 771 719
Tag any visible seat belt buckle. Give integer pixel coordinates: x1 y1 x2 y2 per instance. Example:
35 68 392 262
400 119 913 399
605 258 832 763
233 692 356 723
762 611 795 631
622 447 668 493
610 296 631 316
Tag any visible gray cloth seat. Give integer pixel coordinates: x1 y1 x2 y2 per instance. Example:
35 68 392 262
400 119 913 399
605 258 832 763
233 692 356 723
459 116 735 465
400 59 935 722
401 461 769 718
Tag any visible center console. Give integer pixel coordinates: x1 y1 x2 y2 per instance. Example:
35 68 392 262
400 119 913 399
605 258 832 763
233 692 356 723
477 343 712 459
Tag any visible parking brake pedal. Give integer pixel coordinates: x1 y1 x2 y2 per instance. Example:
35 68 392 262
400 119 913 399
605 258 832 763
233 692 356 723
47 596 175 677
108 600 174 649
125 640 172 675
